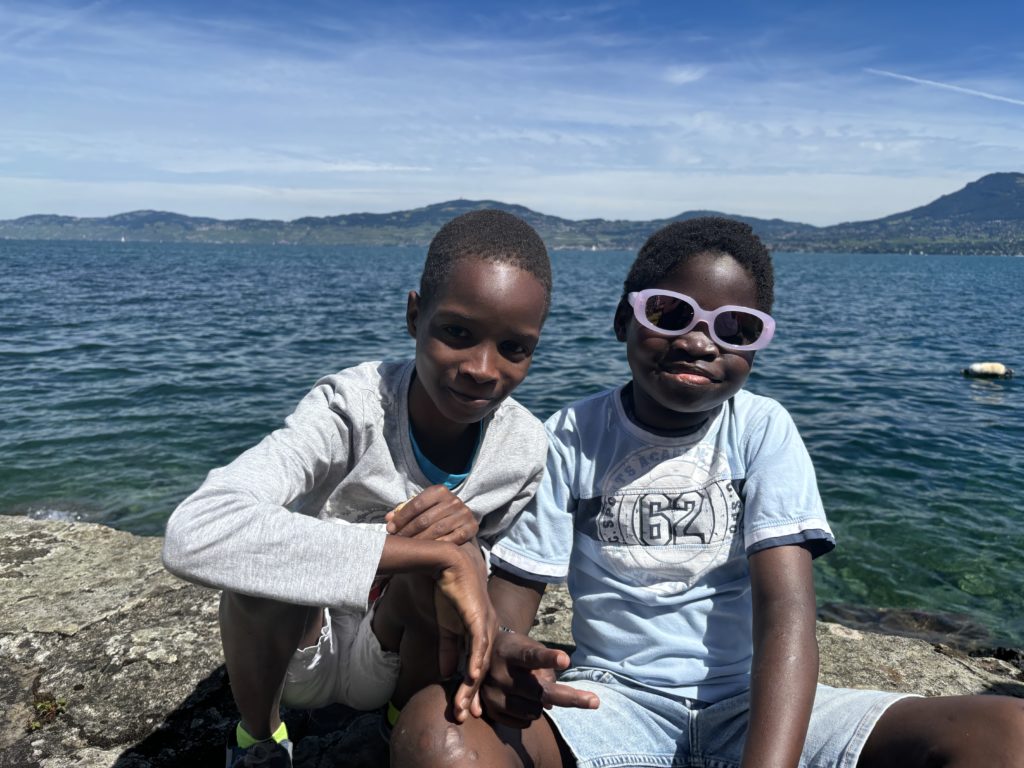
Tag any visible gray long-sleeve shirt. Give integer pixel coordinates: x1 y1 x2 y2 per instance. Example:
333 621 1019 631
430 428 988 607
162 360 547 612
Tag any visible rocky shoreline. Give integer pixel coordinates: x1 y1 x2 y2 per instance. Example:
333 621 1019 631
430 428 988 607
2 516 1022 767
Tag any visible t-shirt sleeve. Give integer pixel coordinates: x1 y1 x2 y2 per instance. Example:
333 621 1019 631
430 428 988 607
161 376 387 610
741 403 835 558
489 423 576 583
476 409 550 549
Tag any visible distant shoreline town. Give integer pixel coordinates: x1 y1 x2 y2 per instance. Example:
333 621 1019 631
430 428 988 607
2 173 1023 256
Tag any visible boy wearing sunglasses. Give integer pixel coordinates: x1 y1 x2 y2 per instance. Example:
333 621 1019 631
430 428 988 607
162 210 552 768
392 217 1024 768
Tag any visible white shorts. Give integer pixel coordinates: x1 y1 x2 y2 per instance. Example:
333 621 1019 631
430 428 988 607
281 604 400 711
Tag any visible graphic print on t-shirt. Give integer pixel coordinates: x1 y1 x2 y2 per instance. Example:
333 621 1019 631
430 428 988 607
575 441 743 592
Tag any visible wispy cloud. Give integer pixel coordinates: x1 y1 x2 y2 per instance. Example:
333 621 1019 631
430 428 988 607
0 0 109 48
866 68 1024 108
2 1 1023 224
664 65 708 85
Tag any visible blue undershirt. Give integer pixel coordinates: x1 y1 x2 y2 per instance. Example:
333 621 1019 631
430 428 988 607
409 425 480 489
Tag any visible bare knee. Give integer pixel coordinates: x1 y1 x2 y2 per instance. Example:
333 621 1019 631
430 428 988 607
927 696 1024 768
373 572 441 648
219 591 317 644
391 685 503 768
381 572 436 619
865 695 1024 768
957 697 1024 767
390 685 464 768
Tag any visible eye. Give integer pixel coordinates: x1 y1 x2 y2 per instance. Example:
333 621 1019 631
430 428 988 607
442 325 471 340
499 340 532 361
714 312 742 342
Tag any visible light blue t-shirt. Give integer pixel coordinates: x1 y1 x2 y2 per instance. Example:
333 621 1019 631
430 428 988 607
490 386 834 703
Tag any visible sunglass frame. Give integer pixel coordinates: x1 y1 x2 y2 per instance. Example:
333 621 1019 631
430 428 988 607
626 289 776 352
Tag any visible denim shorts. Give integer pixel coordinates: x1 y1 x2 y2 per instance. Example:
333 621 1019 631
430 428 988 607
545 668 912 768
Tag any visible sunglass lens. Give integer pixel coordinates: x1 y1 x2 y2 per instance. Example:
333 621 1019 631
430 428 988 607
714 311 764 347
644 295 694 331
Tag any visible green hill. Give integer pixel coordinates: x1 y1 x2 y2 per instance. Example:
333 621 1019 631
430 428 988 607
2 173 1023 254
797 173 1024 254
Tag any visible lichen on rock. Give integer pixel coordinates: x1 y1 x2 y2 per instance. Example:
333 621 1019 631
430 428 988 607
1 516 1021 767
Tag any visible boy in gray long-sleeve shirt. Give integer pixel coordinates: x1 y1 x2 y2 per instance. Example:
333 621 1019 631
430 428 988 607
162 209 552 767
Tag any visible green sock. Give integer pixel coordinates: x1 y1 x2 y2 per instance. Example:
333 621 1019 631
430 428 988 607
236 720 289 749
387 701 402 727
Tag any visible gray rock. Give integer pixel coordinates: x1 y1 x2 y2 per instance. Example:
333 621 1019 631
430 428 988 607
1 516 1021 767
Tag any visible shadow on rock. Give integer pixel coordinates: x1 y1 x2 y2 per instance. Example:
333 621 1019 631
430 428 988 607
113 666 390 768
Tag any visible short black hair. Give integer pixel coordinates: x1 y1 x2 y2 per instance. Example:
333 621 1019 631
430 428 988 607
420 209 552 310
623 216 774 312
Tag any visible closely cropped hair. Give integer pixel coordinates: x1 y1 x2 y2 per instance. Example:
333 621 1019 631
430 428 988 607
420 209 552 310
624 217 775 312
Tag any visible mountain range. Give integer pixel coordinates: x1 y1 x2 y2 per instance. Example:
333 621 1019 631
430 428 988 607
2 172 1023 255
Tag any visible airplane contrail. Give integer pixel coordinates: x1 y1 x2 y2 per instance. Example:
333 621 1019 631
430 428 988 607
866 68 1024 108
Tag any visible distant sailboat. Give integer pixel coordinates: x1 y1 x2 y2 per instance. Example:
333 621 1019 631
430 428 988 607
120 235 126 242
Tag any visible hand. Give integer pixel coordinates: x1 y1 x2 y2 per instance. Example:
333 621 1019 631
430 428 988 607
481 631 600 728
385 485 479 544
433 543 496 722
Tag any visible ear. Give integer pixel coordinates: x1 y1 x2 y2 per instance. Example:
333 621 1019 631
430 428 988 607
613 298 632 343
406 290 421 339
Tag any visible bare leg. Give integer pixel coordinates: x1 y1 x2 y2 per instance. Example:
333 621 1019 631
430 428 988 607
219 591 322 739
858 694 1024 768
390 683 572 768
371 571 458 709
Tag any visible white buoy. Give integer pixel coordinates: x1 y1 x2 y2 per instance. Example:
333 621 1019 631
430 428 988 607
962 362 1014 379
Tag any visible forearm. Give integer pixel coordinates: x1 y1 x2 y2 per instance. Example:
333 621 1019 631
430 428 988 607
488 568 545 633
377 534 475 576
741 545 819 768
741 610 818 768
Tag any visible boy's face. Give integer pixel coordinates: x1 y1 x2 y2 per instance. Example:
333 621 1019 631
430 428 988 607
614 251 758 431
407 258 547 428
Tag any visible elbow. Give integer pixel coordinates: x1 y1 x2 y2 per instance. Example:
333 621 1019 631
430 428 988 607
161 507 201 581
161 535 187 579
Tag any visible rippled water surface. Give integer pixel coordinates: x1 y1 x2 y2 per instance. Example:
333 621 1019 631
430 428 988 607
2 242 1021 644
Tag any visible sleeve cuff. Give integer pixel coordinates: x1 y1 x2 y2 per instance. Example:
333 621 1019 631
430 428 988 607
489 545 568 584
746 528 835 559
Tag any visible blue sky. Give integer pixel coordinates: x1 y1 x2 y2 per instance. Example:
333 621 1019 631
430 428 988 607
2 0 1023 225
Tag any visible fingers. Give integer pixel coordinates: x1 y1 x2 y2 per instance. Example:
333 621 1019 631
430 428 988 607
436 527 474 544
388 486 448 531
541 681 601 710
481 633 600 727
460 611 494 705
452 678 481 724
432 562 495 723
451 620 491 723
405 512 463 542
482 682 599 728
483 690 547 729
512 643 571 672
386 486 479 542
494 631 570 671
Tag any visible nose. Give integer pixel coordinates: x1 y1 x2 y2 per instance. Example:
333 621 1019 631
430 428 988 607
673 322 718 358
459 343 500 383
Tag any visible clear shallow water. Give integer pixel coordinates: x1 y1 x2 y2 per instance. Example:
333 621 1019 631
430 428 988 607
2 242 1021 645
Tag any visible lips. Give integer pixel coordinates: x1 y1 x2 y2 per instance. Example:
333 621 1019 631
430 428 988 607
448 387 495 405
660 363 718 383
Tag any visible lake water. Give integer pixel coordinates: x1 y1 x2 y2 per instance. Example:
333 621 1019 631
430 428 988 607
2 241 1021 646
